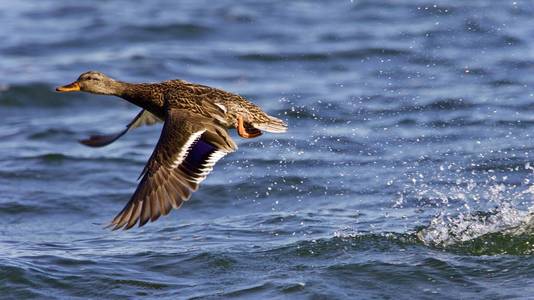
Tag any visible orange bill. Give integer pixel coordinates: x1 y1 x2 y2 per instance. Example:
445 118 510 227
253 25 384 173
56 82 80 92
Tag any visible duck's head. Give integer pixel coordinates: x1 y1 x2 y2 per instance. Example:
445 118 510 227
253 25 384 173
56 71 120 95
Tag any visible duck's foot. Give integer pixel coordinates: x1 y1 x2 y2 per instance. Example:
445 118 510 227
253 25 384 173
237 115 262 138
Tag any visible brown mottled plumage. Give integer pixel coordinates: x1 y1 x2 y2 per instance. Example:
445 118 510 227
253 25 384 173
56 71 287 230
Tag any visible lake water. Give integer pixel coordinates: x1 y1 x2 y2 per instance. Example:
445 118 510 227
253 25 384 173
1 0 534 299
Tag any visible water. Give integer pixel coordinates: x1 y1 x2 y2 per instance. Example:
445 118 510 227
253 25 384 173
1 0 534 298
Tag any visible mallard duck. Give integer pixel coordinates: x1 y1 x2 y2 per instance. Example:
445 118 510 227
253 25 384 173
56 71 287 230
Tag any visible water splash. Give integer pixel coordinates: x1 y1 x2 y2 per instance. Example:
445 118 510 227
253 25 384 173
409 165 534 254
417 202 532 246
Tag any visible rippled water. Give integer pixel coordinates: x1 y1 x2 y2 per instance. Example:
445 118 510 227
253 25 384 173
1 0 534 299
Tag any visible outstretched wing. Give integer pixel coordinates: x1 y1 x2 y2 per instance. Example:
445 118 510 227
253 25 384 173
80 110 162 147
109 109 237 230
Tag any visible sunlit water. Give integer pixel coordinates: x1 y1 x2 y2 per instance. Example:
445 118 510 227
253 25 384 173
1 0 534 299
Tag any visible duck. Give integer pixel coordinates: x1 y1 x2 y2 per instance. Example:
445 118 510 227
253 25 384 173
56 71 287 230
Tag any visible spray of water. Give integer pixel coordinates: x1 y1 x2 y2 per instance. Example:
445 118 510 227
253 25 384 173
411 163 534 251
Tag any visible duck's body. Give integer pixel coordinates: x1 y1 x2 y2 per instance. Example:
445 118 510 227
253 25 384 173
119 79 286 131
57 71 287 230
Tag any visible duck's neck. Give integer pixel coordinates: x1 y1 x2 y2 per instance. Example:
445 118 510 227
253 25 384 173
114 82 165 118
107 80 129 96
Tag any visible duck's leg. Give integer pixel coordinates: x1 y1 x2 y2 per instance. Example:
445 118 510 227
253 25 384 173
236 115 262 138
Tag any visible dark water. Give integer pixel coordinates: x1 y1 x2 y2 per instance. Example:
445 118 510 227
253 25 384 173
1 0 534 299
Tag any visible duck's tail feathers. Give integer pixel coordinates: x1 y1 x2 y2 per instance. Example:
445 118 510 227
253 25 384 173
252 115 288 133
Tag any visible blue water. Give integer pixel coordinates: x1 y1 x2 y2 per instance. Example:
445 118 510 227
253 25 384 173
1 0 534 298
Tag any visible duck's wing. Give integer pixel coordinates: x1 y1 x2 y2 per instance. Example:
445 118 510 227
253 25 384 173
109 109 237 230
80 110 162 147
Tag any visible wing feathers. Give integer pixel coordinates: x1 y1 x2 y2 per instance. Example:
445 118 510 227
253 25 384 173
80 110 163 148
110 109 236 230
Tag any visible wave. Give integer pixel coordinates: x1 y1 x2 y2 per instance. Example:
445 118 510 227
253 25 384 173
332 212 534 256
121 23 212 40
15 153 139 165
415 193 534 255
238 47 412 62
392 164 534 255
0 84 103 108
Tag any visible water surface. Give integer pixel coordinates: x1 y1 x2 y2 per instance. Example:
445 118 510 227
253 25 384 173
1 0 534 299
